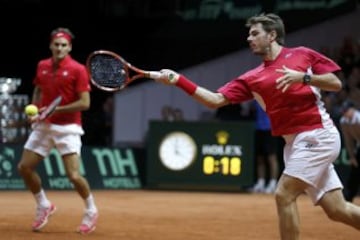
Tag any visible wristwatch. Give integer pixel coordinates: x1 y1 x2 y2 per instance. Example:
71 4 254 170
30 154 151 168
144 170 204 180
303 73 312 85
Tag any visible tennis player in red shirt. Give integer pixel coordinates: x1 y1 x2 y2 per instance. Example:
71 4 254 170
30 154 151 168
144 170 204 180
155 13 360 239
17 27 98 234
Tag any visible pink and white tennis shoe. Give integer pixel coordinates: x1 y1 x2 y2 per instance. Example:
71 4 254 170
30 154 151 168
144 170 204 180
77 210 98 234
32 203 57 231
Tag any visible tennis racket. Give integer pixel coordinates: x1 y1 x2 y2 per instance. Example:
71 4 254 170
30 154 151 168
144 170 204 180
86 50 161 92
31 96 62 129
38 96 62 120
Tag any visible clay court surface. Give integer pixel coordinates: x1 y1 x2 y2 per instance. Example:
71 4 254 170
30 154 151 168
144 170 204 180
0 190 359 240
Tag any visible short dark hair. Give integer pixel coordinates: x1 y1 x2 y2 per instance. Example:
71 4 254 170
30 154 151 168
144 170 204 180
246 13 285 45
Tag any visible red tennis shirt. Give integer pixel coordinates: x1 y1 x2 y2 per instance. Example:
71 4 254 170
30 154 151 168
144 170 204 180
218 47 341 136
33 55 91 125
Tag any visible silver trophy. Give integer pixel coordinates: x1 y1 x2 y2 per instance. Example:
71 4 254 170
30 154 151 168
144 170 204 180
0 77 29 143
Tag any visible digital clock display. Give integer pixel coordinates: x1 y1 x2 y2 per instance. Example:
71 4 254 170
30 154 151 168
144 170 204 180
202 156 242 175
147 121 254 191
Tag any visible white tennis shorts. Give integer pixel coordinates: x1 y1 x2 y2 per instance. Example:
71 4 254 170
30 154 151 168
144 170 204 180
283 125 343 205
24 123 84 157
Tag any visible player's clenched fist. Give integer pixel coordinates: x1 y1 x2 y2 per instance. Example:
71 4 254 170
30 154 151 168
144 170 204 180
155 69 197 95
154 69 180 85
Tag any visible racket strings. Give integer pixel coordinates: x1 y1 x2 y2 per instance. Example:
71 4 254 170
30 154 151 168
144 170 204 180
90 55 127 88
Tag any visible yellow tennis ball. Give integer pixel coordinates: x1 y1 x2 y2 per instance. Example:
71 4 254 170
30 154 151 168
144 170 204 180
25 104 39 116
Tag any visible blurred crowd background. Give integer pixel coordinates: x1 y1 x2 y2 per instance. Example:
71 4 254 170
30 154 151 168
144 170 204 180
321 36 360 125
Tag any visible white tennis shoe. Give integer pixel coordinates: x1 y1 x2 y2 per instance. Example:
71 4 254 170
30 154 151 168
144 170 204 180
32 203 57 231
77 210 98 234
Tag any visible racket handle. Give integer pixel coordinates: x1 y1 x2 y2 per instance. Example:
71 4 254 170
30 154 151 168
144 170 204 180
147 71 161 79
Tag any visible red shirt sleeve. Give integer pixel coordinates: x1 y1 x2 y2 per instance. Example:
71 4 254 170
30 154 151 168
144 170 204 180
76 64 91 93
299 47 341 74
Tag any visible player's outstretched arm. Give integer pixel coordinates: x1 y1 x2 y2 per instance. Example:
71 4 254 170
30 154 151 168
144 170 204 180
155 69 229 109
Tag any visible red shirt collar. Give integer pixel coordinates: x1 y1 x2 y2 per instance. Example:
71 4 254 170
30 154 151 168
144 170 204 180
52 55 72 68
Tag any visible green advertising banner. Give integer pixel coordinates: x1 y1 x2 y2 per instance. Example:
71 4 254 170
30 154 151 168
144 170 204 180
0 138 351 191
146 121 255 191
0 144 25 189
0 145 143 190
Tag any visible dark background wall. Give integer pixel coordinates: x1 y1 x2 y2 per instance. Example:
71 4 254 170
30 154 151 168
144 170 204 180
0 0 357 145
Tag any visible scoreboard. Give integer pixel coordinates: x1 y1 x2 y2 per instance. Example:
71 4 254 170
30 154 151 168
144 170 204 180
146 121 255 191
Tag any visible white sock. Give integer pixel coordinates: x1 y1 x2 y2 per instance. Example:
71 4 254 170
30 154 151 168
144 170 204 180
256 178 265 187
34 189 51 208
268 179 277 188
85 193 97 213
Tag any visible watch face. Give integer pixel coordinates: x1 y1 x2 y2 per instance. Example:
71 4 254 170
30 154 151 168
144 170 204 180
303 74 311 84
159 131 197 171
